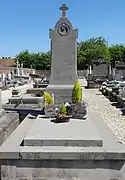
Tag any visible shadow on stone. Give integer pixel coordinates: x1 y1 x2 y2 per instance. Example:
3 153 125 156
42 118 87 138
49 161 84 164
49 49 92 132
51 118 70 124
12 160 124 170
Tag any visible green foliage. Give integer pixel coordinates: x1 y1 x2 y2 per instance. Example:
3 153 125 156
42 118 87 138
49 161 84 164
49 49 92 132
44 92 53 105
60 104 67 115
16 50 51 70
72 80 82 104
77 37 109 66
108 44 125 67
15 36 125 70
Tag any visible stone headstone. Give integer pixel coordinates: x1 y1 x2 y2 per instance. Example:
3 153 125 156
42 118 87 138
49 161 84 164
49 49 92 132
93 62 108 76
47 4 78 104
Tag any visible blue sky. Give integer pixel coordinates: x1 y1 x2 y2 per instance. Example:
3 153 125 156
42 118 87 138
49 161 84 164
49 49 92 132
0 0 125 57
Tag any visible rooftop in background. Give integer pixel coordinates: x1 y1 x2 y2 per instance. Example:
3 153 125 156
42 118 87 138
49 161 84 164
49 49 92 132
0 58 15 67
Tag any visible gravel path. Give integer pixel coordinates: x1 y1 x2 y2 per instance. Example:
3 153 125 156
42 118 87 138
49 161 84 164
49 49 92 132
83 87 125 144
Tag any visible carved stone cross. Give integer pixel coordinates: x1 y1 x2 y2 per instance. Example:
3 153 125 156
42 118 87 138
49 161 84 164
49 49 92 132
59 4 69 18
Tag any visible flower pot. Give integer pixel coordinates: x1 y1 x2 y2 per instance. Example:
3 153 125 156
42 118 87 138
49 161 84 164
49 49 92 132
55 115 71 123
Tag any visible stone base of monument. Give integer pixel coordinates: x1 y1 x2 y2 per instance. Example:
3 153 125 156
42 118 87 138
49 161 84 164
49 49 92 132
1 111 125 179
24 116 102 147
46 84 73 105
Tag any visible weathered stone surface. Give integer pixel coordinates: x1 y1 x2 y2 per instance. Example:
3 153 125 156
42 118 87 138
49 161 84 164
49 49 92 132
47 4 77 104
1 160 125 180
0 112 19 146
1 110 125 179
72 102 87 119
24 115 103 147
47 85 73 105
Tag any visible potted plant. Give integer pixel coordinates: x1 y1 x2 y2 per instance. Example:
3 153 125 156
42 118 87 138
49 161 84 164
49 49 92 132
72 80 82 104
55 103 71 123
71 80 87 119
43 91 55 117
44 92 54 106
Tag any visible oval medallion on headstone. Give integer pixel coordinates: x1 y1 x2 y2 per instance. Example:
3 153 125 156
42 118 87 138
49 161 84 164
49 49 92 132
58 23 70 36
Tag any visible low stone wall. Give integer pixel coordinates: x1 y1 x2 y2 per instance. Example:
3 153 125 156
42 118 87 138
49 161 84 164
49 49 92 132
1 159 125 179
27 88 45 95
0 111 19 179
0 111 19 146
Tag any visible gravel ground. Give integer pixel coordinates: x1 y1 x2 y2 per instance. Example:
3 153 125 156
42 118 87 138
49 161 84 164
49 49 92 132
83 87 125 144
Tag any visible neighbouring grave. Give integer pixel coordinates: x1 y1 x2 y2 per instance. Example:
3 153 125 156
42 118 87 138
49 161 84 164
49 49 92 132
0 89 19 146
87 60 108 88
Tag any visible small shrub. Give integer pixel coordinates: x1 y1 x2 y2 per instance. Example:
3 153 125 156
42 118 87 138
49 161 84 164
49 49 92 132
44 92 54 105
72 80 82 104
60 104 67 115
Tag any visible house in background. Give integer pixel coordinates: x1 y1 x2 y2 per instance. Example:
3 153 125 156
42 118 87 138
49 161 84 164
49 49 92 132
0 57 36 83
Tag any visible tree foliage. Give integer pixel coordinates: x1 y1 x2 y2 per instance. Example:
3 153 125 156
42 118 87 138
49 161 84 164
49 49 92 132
15 37 125 70
16 50 51 70
108 44 125 67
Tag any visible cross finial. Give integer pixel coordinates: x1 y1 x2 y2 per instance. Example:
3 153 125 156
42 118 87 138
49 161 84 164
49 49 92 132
59 4 69 18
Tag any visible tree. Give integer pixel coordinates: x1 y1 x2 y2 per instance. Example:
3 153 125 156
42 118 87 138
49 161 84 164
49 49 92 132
77 37 110 69
15 37 125 70
15 51 51 70
109 44 125 67
16 50 32 67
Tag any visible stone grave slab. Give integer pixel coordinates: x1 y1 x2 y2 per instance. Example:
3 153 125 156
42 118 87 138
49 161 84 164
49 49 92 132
24 115 103 147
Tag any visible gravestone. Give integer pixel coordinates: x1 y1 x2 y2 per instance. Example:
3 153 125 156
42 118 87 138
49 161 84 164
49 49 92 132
47 4 78 104
93 62 108 78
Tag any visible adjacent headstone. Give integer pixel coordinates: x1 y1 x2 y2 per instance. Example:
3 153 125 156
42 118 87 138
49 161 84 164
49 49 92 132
93 62 108 77
47 4 78 104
